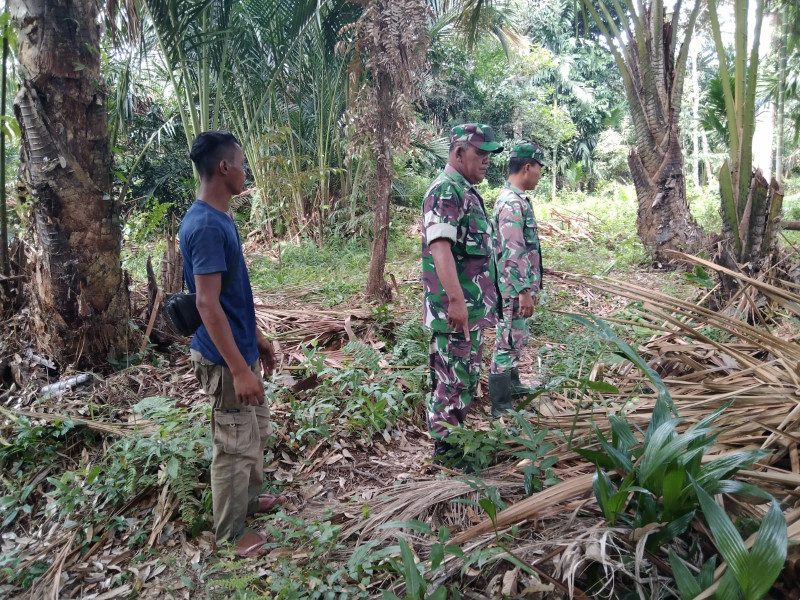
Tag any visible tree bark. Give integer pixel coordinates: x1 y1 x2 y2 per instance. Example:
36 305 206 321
11 0 130 366
0 27 8 277
627 18 704 262
364 71 392 302
581 0 705 263
775 5 788 183
629 128 703 261
690 42 700 189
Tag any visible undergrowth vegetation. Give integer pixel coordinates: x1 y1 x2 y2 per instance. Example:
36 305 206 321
442 412 561 491
123 179 737 292
203 409 564 599
0 398 212 587
282 340 427 446
571 314 789 599
3 0 799 595
195 309 789 599
1 297 790 598
247 233 419 302
4 182 795 598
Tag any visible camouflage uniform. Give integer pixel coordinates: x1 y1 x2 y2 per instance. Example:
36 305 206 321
422 124 503 439
491 145 545 376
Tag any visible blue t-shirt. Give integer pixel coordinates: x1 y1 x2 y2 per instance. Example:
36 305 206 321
179 200 258 367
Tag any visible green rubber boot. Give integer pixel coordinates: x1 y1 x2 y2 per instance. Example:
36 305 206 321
489 371 514 418
510 367 536 400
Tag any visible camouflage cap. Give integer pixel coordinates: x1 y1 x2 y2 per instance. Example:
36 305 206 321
450 123 504 154
510 141 546 166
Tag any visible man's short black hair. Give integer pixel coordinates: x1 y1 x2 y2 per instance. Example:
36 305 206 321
509 156 541 175
190 130 241 178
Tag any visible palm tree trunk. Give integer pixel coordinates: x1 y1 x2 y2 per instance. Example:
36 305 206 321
710 0 779 267
581 0 704 262
0 26 8 277
629 128 703 260
691 42 701 189
775 5 788 183
11 0 130 366
365 72 392 301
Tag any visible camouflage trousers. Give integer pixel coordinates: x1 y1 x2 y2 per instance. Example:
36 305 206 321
426 330 485 439
490 297 529 374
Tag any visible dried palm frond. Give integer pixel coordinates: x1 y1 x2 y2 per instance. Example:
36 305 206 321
668 251 800 318
450 473 595 545
442 264 800 595
0 407 157 437
27 530 77 600
255 304 381 368
537 208 602 245
342 475 524 543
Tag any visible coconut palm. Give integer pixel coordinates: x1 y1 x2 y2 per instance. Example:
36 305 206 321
429 0 526 54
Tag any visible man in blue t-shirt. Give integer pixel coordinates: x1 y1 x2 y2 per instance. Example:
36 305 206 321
179 130 279 557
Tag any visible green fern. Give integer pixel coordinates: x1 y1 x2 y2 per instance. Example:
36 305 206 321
124 465 138 496
343 341 382 373
174 462 202 528
132 395 172 416
392 317 428 367
214 572 259 591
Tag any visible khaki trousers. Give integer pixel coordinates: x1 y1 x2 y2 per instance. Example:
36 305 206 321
190 349 273 543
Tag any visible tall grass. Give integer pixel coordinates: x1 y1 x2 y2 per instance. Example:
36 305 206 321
248 234 418 299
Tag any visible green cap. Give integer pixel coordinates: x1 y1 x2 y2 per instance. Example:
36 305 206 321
450 123 504 153
510 141 546 166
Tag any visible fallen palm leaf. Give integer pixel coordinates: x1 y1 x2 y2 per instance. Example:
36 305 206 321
0 407 157 437
343 476 524 542
451 473 595 545
429 264 800 594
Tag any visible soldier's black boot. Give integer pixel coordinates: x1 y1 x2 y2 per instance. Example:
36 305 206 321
510 367 535 400
432 439 453 465
432 438 475 473
489 371 514 418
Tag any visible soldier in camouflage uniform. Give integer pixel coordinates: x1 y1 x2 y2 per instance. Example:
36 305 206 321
489 142 546 417
421 123 504 463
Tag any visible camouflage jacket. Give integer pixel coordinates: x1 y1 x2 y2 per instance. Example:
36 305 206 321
421 166 499 332
493 182 543 298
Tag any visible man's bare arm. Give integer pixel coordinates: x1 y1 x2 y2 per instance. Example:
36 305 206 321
195 272 264 405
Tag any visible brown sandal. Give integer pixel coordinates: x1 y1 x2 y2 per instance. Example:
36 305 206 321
252 493 285 514
235 530 269 558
